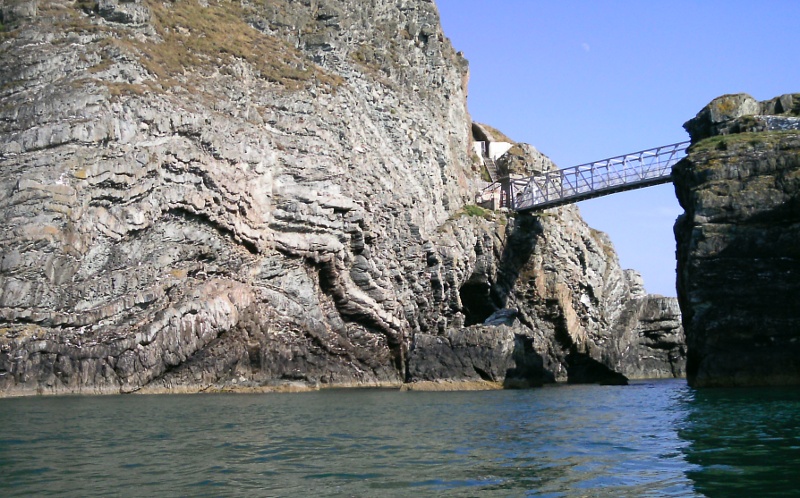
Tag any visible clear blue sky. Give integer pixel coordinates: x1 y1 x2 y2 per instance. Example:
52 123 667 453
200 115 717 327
436 0 800 296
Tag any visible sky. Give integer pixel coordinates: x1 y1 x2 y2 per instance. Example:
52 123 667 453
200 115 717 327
435 0 800 297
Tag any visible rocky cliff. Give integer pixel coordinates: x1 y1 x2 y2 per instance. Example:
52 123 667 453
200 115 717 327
0 0 683 395
675 93 800 387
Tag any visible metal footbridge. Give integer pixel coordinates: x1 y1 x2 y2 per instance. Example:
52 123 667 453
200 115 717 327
501 141 690 212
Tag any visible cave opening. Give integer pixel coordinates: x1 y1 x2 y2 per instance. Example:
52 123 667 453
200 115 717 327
459 279 498 326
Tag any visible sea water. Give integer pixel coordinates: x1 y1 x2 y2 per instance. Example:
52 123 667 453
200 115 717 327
1 379 799 497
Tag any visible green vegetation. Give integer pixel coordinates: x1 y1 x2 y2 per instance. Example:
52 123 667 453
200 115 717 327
137 0 342 90
0 17 11 39
480 164 492 183
455 204 495 221
462 204 489 217
692 131 799 154
64 0 342 93
469 150 483 175
442 204 503 230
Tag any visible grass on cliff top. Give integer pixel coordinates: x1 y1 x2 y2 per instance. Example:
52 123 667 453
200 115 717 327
90 0 342 92
691 130 800 154
146 0 342 89
477 123 515 144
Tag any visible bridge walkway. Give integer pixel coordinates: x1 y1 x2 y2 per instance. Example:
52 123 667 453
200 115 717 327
507 141 690 212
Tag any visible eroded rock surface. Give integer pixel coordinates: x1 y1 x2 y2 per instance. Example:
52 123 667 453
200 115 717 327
0 0 683 395
675 93 800 387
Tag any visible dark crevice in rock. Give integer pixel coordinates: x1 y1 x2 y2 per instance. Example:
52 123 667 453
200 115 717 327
566 351 628 385
459 279 496 326
504 334 548 387
166 207 258 255
492 213 542 307
473 365 492 382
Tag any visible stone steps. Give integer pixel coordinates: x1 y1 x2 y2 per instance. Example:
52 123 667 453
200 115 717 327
483 156 499 182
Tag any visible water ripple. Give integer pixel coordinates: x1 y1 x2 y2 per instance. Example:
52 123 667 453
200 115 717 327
2 380 799 496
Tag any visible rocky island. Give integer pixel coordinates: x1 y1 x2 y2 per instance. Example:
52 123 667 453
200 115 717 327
675 93 800 387
0 0 685 396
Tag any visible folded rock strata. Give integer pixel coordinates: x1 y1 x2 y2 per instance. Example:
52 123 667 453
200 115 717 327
0 0 683 395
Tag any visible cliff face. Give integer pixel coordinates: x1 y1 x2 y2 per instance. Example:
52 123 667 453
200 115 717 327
675 93 800 387
481 196 685 384
0 0 682 395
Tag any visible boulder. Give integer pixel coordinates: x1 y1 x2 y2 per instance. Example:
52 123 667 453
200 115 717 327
406 326 544 387
684 92 800 142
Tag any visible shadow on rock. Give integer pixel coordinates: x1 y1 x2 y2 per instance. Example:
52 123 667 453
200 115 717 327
492 213 543 308
566 351 628 386
406 323 547 388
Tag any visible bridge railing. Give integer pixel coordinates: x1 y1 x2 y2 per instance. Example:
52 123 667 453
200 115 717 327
512 141 690 212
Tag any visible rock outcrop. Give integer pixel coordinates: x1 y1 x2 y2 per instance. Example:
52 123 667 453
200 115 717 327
675 93 800 387
683 93 800 141
484 199 685 385
0 0 683 395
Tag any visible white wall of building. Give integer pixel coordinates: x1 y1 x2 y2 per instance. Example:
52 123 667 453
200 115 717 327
487 142 512 160
473 141 513 161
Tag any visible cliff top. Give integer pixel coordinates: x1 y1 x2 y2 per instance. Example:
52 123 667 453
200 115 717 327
684 93 800 143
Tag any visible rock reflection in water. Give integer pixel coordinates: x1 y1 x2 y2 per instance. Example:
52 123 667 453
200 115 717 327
679 386 800 497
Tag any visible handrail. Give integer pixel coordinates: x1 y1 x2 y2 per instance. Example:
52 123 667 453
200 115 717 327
510 141 690 212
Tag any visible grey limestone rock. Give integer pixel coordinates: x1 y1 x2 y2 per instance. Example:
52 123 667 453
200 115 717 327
406 325 543 387
684 92 800 141
0 0 683 395
614 295 686 380
95 0 151 25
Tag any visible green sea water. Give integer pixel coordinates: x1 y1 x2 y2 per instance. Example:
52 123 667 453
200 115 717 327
1 379 799 497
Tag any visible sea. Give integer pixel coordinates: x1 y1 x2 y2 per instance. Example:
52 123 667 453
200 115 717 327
1 379 799 497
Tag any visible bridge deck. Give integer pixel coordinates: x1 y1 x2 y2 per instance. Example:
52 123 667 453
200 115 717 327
510 141 690 212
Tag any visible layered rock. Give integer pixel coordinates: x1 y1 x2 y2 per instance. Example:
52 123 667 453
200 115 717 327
406 143 686 387
675 93 800 387
613 295 685 380
488 202 684 385
0 0 683 395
